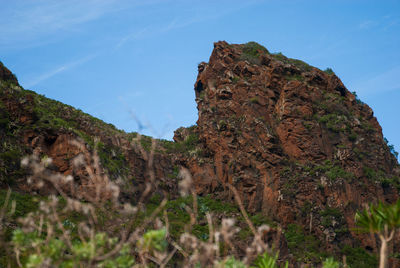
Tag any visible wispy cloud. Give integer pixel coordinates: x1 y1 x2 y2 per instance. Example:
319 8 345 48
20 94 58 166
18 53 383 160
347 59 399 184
115 2 257 50
358 14 399 31
351 66 400 96
0 0 141 48
115 27 150 49
24 54 97 88
359 20 376 29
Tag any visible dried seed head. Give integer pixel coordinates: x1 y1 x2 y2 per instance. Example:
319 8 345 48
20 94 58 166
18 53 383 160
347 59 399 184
72 154 85 167
122 203 137 215
36 180 44 188
108 183 120 199
221 218 235 228
178 168 193 197
21 157 29 167
39 201 50 214
42 157 53 166
81 204 90 215
180 233 199 250
154 217 163 229
62 175 74 184
257 224 270 235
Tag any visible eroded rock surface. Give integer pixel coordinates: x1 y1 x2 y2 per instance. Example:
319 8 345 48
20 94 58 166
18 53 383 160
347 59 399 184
175 41 400 254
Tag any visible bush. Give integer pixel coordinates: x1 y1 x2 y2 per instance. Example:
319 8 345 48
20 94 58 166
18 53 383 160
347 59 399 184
351 91 364 105
253 252 288 268
160 127 201 155
384 137 399 159
284 224 327 263
0 149 26 185
242 42 269 58
324 68 335 75
271 52 313 72
317 113 348 133
241 42 269 65
321 257 340 268
340 246 377 268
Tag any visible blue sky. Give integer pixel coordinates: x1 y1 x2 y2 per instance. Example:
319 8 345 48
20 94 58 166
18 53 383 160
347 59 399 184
1 0 399 155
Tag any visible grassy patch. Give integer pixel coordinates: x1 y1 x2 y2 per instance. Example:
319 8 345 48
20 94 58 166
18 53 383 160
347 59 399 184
271 52 313 72
324 68 335 75
319 207 343 228
348 131 357 142
363 166 400 191
384 137 399 159
0 190 39 220
146 195 239 241
311 160 354 181
284 224 328 264
0 85 123 149
0 190 42 249
0 147 26 186
242 42 268 57
240 42 269 64
145 194 275 243
96 141 129 179
249 97 260 104
160 126 201 156
231 76 240 83
285 73 304 82
316 113 349 133
341 246 377 268
351 91 365 105
138 135 153 152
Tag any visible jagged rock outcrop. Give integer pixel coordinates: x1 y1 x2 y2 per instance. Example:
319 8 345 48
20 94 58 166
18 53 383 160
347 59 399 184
175 41 400 256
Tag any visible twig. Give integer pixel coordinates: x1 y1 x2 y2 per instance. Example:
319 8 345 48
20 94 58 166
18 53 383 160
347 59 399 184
226 183 256 235
160 248 177 268
168 237 188 258
0 188 11 223
206 212 214 243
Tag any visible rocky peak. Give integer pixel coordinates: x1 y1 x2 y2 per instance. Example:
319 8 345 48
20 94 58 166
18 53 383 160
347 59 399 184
178 41 400 255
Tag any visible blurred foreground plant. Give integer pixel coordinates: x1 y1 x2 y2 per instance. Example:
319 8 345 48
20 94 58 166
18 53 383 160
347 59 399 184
2 136 287 267
355 200 400 268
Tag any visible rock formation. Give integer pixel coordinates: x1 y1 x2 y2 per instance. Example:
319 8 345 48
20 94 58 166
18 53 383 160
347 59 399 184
175 41 400 258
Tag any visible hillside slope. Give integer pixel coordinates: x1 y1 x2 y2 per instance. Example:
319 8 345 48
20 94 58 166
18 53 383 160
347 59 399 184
0 61 177 199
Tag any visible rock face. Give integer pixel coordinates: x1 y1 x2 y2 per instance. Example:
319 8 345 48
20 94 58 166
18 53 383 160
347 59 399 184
176 41 400 253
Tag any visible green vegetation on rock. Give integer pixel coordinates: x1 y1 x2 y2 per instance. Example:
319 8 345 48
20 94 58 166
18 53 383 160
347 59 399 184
341 246 378 268
160 126 201 156
271 52 313 72
324 68 335 75
240 42 269 64
242 42 269 57
97 141 130 180
284 224 328 263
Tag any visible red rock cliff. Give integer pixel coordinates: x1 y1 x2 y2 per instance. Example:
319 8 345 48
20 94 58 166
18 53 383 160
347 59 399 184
176 41 400 253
